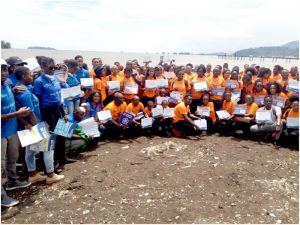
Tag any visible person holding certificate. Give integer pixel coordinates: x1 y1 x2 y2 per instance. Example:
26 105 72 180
199 93 217 135
1 59 31 207
229 70 243 89
142 67 158 106
266 82 287 112
252 79 268 97
217 91 236 134
171 70 191 104
33 57 75 170
172 95 200 137
93 66 108 103
257 68 272 88
282 95 299 137
14 66 65 185
86 91 103 118
250 96 283 145
234 94 258 135
208 67 225 111
121 67 138 104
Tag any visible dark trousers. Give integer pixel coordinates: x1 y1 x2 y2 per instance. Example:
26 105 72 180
173 120 196 135
142 96 156 107
190 99 202 114
212 100 222 112
41 104 66 164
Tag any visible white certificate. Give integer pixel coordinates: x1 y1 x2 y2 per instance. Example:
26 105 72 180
233 104 247 115
152 107 164 118
256 110 272 124
145 80 157 89
164 72 175 79
107 80 120 92
212 86 225 96
254 96 265 106
156 79 168 88
97 110 112 122
80 78 94 88
124 83 138 94
170 91 183 103
54 69 68 83
27 133 56 152
216 110 231 119
231 89 241 102
196 106 210 117
156 96 169 105
163 108 175 118
286 117 299 128
194 81 208 92
225 80 238 89
272 96 286 108
141 117 153 128
17 122 49 147
194 119 207 130
78 117 101 138
61 85 81 99
286 80 299 93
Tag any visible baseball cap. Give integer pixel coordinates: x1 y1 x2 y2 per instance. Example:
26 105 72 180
5 56 28 66
0 59 10 67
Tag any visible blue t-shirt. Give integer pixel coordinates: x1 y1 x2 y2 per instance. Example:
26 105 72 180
1 83 17 138
15 84 42 126
7 74 18 88
33 74 67 108
65 73 81 101
75 68 90 84
87 101 101 117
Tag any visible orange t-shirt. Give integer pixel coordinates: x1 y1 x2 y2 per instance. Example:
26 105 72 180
184 73 195 81
246 102 259 116
144 77 157 98
201 102 216 124
253 88 267 96
287 109 299 118
104 101 127 121
205 71 213 79
126 102 144 115
190 76 210 99
209 76 225 101
171 79 191 98
222 100 236 114
117 70 124 79
121 76 137 100
270 73 282 82
89 68 96 79
242 82 254 95
93 78 104 102
144 107 152 117
173 102 190 123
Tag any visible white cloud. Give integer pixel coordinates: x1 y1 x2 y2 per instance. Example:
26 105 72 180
1 0 299 53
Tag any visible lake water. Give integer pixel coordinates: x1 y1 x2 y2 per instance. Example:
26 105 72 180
2 49 298 70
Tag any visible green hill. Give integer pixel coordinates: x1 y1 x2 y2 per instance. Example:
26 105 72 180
234 41 299 58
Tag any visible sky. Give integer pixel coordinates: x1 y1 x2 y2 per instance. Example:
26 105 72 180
1 0 299 54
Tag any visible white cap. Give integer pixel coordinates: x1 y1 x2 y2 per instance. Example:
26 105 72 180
0 59 10 66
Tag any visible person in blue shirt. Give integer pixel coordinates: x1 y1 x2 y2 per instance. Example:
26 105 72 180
1 59 31 207
74 55 90 83
14 67 65 185
86 91 102 118
5 56 28 88
33 56 76 171
63 59 82 114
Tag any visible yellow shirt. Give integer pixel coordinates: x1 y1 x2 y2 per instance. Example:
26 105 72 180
104 101 127 121
173 102 190 123
126 102 144 115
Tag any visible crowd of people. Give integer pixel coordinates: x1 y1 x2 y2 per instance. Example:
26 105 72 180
1 55 299 207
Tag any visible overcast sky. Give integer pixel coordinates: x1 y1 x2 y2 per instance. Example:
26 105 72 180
1 0 299 53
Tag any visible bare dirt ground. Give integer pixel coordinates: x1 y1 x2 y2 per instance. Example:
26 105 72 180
1 135 299 224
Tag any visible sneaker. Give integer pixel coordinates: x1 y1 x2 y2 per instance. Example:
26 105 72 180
29 173 47 184
172 128 182 137
46 174 65 185
6 180 31 191
1 195 19 207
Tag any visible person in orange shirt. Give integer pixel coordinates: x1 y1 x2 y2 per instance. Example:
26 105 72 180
217 91 236 134
120 67 138 104
102 92 127 138
222 69 231 80
266 82 287 98
184 64 195 81
142 67 158 106
103 65 121 105
190 65 210 113
279 69 290 94
229 70 243 89
205 64 213 78
239 64 249 80
244 67 258 82
199 93 216 135
208 67 225 111
89 58 102 78
93 66 107 104
289 66 298 80
252 79 268 96
172 95 200 137
257 67 272 88
171 70 191 104
241 74 254 102
234 94 258 135
270 65 283 82
282 95 299 137
126 95 147 133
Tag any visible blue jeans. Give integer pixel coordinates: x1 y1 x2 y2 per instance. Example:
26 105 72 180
25 149 54 173
65 98 80 114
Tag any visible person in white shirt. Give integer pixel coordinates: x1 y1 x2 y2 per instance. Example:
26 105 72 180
250 96 283 144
